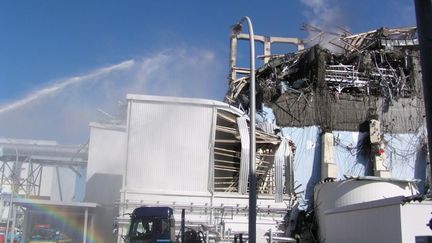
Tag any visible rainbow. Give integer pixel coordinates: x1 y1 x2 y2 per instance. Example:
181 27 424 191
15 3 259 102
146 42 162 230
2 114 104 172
10 196 109 243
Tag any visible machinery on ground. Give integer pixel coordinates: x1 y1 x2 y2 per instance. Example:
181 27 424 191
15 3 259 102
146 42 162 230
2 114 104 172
123 207 205 243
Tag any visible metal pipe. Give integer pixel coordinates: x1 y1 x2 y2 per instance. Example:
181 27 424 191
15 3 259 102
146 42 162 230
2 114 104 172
181 209 185 243
55 167 63 201
414 0 432 194
38 166 43 196
231 15 257 243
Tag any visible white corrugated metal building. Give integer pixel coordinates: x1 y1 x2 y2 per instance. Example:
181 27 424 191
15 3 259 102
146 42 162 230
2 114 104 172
86 94 296 242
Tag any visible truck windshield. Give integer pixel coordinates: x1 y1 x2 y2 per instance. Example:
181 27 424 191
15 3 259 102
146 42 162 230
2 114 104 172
129 217 170 240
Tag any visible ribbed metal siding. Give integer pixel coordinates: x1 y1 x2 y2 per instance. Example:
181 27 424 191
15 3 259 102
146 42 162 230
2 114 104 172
274 138 292 202
126 101 213 193
208 107 217 193
237 116 249 194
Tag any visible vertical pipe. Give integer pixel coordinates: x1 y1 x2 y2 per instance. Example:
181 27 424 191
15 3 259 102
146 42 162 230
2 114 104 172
181 209 185 243
38 166 43 196
241 16 257 243
27 161 33 195
414 0 432 192
232 15 256 243
55 167 63 201
83 208 88 243
36 165 43 196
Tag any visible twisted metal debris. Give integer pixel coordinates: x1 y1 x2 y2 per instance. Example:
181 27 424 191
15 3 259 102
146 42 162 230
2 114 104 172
226 27 424 133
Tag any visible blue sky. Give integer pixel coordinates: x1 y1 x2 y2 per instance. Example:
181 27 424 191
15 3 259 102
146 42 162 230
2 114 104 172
0 0 417 143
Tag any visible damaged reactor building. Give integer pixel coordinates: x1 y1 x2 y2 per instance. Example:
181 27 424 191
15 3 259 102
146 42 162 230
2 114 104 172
225 26 431 242
226 26 424 134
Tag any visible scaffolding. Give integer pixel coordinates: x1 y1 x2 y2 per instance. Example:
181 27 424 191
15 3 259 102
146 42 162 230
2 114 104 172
0 138 87 197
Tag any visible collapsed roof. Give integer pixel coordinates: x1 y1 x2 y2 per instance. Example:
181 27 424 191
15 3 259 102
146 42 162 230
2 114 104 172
225 27 424 133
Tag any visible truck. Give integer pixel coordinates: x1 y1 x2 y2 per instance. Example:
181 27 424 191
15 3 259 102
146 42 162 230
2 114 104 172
123 206 205 243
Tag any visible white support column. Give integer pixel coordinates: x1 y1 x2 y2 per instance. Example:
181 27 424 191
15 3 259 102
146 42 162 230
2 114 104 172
321 132 337 180
83 208 88 243
369 119 390 178
229 35 238 82
263 37 271 64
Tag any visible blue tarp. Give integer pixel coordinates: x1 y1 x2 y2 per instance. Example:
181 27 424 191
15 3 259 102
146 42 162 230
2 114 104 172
260 107 427 208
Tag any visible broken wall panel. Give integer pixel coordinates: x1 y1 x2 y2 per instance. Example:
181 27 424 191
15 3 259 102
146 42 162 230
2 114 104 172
272 92 424 133
214 109 294 196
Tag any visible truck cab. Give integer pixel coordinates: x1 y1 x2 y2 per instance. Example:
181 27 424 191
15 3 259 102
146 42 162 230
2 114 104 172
125 207 175 243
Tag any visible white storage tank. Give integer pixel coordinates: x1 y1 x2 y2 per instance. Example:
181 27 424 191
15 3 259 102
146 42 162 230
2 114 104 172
314 177 429 243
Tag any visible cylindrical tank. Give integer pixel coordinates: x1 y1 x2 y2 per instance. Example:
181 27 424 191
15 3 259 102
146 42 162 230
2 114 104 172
314 177 418 242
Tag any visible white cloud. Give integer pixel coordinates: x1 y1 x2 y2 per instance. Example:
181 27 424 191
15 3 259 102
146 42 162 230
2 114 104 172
0 48 224 144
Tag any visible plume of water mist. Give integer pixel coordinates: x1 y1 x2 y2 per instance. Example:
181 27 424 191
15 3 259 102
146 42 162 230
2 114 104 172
300 0 347 52
0 48 222 143
301 0 341 26
0 59 135 115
